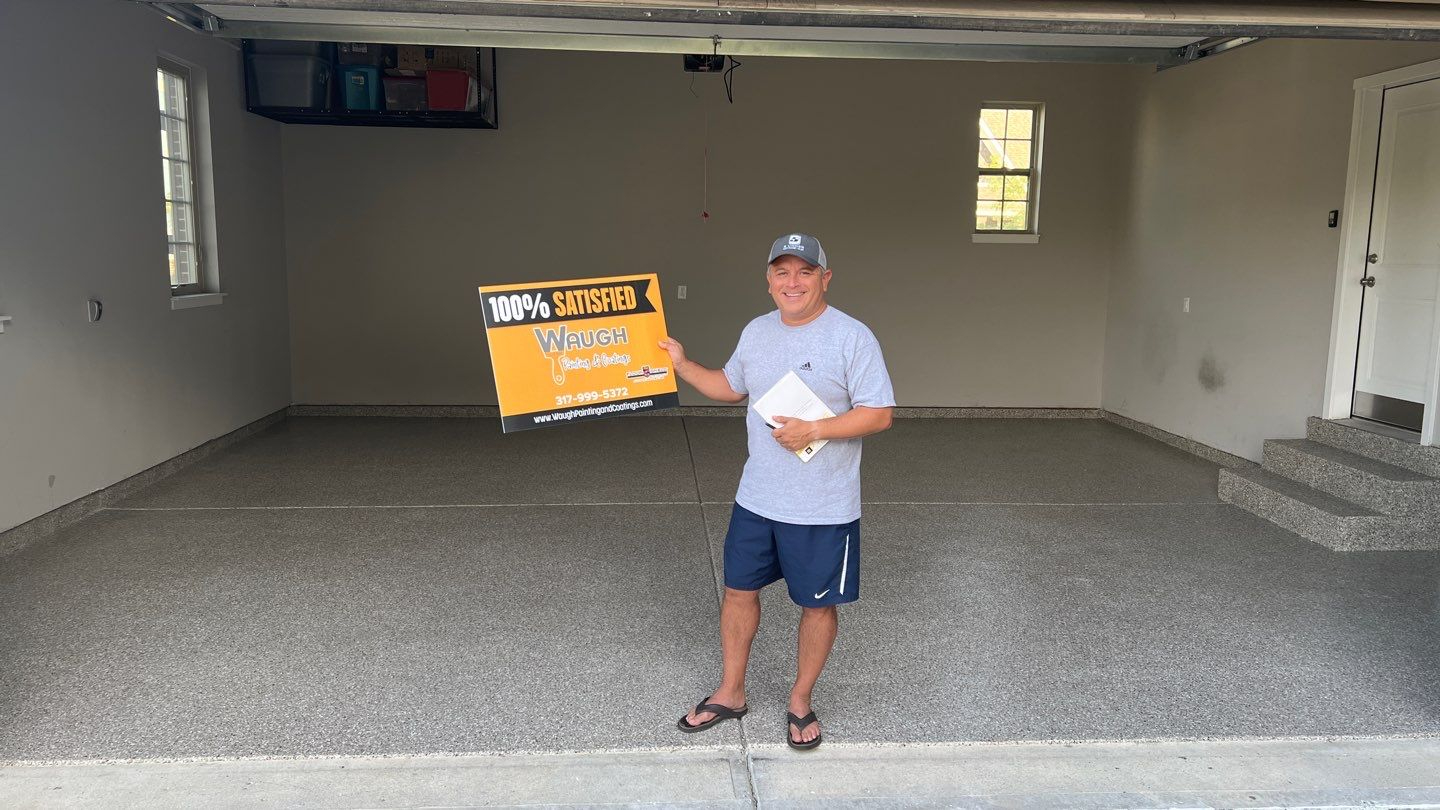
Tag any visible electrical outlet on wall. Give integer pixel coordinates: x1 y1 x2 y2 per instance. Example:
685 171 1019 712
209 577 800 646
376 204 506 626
1183 297 1191 313
677 285 687 300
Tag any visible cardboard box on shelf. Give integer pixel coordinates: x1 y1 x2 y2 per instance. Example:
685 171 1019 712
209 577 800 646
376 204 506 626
430 46 478 77
393 44 428 73
390 45 478 77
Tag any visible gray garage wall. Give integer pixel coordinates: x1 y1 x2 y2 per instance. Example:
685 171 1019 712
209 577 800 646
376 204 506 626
0 0 291 533
1103 39 1440 461
283 50 1143 407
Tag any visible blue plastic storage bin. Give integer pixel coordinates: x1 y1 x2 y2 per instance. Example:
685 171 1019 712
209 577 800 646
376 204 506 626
341 65 382 111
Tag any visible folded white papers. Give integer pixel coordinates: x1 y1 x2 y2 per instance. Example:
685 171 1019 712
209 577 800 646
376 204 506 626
751 371 836 462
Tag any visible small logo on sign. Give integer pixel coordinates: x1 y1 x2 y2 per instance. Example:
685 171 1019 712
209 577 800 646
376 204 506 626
626 365 671 382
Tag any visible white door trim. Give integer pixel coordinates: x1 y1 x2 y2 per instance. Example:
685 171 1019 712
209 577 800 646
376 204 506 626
1324 58 1440 446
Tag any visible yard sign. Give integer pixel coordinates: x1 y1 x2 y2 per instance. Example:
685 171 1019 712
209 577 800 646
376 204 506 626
478 273 679 432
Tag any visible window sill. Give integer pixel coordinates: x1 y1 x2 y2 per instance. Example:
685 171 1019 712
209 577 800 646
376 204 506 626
973 233 1040 244
171 292 226 310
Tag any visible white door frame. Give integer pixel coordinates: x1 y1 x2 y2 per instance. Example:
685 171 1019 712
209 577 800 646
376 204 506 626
1323 57 1440 446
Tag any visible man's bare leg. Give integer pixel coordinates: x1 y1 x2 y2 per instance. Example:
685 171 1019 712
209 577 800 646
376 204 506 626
789 605 837 743
686 587 761 725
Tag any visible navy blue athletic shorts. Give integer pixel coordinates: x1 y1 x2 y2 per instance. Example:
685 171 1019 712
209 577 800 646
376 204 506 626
722 503 860 607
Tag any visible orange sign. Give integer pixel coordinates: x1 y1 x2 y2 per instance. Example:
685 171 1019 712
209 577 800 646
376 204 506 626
478 273 679 432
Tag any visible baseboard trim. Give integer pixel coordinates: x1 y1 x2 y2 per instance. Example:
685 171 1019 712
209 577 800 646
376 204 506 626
895 407 1101 419
1102 411 1252 469
0 408 288 559
289 404 1104 419
289 404 502 418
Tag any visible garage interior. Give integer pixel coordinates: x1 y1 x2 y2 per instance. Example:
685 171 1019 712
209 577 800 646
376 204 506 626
3 0 1440 806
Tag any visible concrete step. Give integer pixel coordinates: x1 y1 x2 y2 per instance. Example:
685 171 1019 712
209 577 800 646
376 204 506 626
1307 416 1440 477
1263 438 1440 517
1219 466 1438 551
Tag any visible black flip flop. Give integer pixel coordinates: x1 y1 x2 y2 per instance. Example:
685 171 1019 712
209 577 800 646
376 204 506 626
786 710 822 750
677 697 748 733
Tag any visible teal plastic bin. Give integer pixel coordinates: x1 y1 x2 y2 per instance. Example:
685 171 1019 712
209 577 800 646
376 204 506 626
341 65 382 111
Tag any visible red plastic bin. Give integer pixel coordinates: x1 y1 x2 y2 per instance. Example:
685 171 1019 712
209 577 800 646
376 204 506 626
426 68 477 111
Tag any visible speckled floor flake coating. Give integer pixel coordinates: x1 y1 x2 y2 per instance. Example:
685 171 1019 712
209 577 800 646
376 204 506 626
0 504 733 759
685 417 1222 505
117 416 699 508
703 502 1440 745
3 415 1439 763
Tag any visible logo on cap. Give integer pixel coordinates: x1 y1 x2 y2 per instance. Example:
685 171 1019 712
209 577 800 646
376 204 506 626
768 232 826 267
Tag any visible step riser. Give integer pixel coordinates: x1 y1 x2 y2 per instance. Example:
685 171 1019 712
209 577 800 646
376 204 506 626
1307 418 1440 477
1220 470 1356 550
1262 442 1440 518
1219 471 1439 551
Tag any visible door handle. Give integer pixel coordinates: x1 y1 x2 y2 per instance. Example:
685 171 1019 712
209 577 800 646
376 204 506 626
1360 276 1377 287
1367 253 1380 264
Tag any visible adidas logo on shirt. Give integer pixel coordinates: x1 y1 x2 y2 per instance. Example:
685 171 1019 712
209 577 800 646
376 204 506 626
799 362 813 371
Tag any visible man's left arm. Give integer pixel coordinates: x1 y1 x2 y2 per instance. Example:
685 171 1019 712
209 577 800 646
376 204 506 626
772 331 895 451
771 407 892 450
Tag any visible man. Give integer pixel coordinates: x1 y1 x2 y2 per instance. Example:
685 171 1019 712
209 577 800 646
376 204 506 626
659 232 895 750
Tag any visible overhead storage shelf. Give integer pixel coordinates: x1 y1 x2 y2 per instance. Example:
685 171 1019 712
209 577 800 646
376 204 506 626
242 40 498 129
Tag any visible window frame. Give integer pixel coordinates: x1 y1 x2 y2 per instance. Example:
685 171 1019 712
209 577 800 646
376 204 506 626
158 58 207 296
974 101 1045 237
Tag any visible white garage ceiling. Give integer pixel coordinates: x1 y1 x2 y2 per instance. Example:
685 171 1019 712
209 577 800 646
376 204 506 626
138 1 1440 65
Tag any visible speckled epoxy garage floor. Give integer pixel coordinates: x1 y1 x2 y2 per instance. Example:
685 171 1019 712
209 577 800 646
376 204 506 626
2 416 1439 761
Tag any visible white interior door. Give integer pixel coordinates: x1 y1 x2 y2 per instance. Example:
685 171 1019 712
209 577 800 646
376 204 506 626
1354 77 1440 431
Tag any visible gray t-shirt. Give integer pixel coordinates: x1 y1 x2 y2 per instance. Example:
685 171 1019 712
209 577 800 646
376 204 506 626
722 306 895 525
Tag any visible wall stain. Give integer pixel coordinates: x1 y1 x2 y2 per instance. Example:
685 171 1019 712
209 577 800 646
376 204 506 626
1198 352 1226 392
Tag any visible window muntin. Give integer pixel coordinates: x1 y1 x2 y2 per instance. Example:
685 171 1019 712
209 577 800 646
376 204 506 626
158 64 201 291
976 104 1042 233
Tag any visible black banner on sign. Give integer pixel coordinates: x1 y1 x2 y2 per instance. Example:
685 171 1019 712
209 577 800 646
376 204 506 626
500 392 679 432
480 279 656 329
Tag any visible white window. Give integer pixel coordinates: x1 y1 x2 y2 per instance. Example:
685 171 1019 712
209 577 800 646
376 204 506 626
158 61 204 293
976 103 1043 234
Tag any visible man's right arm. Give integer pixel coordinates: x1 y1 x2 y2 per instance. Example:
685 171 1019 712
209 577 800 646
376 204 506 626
659 337 746 404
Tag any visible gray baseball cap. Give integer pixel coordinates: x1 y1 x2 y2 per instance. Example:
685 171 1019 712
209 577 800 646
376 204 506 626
767 233 828 268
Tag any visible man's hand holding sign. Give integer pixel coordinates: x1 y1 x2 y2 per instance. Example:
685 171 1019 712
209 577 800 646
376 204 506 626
658 336 743 404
